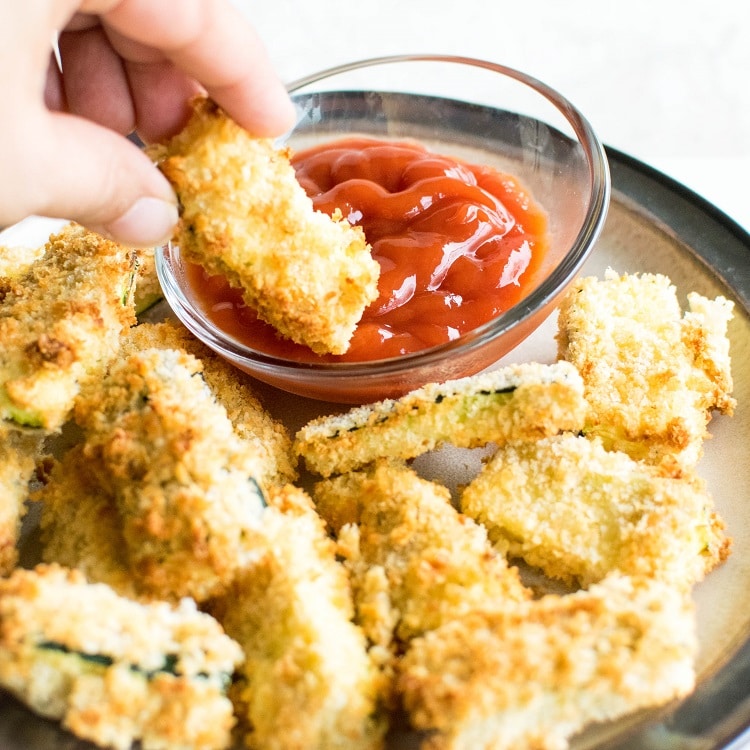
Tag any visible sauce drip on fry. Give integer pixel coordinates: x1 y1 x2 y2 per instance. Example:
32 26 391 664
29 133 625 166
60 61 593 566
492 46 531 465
185 137 550 362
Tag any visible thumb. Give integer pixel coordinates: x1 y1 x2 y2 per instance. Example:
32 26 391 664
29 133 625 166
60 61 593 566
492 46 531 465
28 112 179 246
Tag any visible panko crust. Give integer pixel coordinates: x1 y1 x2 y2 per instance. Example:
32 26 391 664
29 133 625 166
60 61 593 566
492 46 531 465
133 247 163 314
73 347 268 603
209 484 386 750
397 574 697 750
150 96 380 355
460 433 730 589
0 428 43 574
557 270 735 469
314 461 530 653
295 361 587 477
122 321 297 486
0 223 137 432
37 444 140 601
0 564 242 750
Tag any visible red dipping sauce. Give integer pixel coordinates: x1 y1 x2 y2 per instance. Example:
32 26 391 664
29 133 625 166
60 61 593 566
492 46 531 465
185 137 549 363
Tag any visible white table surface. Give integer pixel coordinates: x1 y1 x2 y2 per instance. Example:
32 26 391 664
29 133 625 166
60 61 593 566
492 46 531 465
235 0 750 234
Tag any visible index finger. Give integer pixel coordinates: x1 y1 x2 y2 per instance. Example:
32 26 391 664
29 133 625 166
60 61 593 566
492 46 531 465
78 0 295 136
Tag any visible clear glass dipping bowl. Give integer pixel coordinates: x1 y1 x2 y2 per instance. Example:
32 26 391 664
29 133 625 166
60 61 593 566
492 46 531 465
157 54 610 403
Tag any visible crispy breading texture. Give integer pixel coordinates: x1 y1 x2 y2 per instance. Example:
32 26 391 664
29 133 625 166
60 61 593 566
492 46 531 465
0 223 137 431
461 433 730 589
397 574 697 750
209 484 386 750
133 247 163 314
556 270 735 468
0 564 242 750
295 361 587 477
150 97 380 355
73 347 268 603
0 428 43 574
37 444 140 601
314 461 529 654
122 321 297 486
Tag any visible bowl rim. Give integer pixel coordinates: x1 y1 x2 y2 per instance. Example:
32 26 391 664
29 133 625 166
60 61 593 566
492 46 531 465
158 54 611 378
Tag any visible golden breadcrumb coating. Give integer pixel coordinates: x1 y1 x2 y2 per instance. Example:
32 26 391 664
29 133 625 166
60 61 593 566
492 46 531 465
295 361 587 477
133 247 163 314
209 484 386 750
37 444 140 601
0 564 242 750
0 428 43 574
557 270 735 469
73 347 268 603
397 573 697 750
122 321 297 486
150 96 380 355
0 223 137 432
314 461 529 655
461 433 730 588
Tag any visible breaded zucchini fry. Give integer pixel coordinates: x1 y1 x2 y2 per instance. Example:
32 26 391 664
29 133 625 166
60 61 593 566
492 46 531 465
557 270 735 468
0 564 242 750
151 97 380 355
0 223 137 431
122 321 297 486
295 361 587 477
313 461 529 654
397 574 697 750
74 347 268 602
0 428 43 574
209 484 386 750
37 445 139 601
460 433 730 588
133 247 163 314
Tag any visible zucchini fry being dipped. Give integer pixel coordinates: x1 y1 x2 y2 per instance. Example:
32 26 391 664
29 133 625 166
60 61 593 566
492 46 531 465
295 361 587 477
0 223 137 432
73 347 268 603
0 564 242 750
150 97 380 355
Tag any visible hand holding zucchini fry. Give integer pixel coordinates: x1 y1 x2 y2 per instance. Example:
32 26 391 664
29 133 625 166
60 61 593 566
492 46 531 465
150 97 380 355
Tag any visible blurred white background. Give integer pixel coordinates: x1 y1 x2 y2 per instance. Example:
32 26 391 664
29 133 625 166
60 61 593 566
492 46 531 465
233 0 750 231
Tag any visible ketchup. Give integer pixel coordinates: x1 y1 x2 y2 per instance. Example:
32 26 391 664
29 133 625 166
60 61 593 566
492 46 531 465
185 137 549 362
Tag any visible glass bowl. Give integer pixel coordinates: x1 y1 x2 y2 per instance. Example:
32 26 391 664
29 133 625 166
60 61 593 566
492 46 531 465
157 54 610 403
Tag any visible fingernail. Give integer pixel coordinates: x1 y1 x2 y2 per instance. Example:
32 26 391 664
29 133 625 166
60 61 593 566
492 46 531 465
104 197 179 247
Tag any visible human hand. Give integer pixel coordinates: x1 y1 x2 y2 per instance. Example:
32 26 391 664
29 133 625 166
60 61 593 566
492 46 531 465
0 0 295 246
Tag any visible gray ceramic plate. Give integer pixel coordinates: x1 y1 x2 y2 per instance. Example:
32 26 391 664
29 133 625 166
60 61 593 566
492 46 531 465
1 136 749 748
